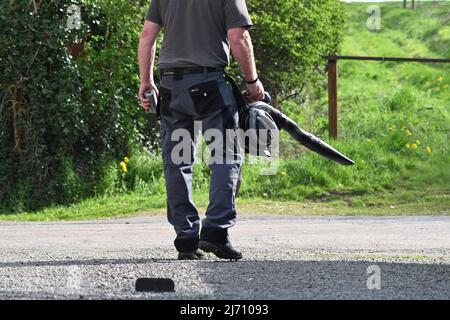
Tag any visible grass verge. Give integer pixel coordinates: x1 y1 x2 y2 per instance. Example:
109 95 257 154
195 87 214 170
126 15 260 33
0 187 447 222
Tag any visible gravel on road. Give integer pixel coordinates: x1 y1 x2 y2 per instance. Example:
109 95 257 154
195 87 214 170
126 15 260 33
0 215 449 300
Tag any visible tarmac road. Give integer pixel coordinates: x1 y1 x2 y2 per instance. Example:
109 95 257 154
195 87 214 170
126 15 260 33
0 215 449 300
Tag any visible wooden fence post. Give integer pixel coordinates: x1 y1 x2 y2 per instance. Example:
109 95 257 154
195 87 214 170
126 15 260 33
323 55 450 140
327 58 338 140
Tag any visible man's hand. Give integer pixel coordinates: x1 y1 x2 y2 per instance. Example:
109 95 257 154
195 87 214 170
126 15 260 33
139 81 159 113
246 80 265 102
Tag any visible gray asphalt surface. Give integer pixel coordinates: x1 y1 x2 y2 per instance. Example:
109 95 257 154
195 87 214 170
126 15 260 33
0 215 449 300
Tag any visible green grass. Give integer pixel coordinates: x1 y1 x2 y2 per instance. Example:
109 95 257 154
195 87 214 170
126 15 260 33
1 1 449 221
264 1 450 204
0 193 168 222
1 187 447 221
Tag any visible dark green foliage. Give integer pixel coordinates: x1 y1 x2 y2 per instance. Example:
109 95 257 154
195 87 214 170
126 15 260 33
0 0 156 212
246 0 346 103
1 1 83 211
75 0 160 156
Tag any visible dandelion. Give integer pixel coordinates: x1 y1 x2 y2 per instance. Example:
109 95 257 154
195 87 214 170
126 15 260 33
120 161 128 173
281 171 287 176
405 144 411 149
407 130 413 137
412 144 418 150
416 140 421 145
426 146 432 154
124 157 130 164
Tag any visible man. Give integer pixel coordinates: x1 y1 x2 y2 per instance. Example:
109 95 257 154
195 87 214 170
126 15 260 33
138 0 264 260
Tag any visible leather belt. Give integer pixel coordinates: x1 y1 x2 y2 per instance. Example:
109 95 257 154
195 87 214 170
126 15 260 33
160 67 224 79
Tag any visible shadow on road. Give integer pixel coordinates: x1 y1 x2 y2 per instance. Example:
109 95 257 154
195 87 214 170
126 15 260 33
0 258 448 299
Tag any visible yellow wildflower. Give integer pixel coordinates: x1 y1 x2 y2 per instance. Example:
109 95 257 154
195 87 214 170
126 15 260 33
416 140 421 145
281 171 287 176
412 144 418 150
405 144 411 149
437 76 444 82
124 157 130 164
120 161 128 173
426 146 432 154
367 139 372 144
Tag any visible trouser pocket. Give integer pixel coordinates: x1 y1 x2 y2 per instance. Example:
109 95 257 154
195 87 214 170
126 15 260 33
189 80 225 117
159 86 172 117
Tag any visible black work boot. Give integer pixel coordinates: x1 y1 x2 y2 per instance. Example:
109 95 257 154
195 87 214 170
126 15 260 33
178 249 206 261
199 228 243 261
198 240 242 260
174 237 204 260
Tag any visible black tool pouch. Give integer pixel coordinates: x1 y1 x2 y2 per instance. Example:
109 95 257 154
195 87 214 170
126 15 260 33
158 87 172 119
189 80 225 116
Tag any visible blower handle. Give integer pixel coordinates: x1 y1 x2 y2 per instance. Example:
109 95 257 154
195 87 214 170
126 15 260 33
242 91 272 104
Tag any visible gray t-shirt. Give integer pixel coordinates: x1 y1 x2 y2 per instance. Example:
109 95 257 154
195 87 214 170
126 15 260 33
146 0 253 69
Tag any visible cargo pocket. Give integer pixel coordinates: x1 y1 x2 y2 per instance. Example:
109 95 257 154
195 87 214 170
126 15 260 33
159 87 172 118
189 80 225 116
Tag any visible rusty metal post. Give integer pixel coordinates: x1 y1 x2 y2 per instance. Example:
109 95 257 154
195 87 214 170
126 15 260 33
327 58 338 140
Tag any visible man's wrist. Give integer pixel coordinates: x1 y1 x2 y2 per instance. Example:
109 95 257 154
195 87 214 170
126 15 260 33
246 77 259 85
141 79 152 86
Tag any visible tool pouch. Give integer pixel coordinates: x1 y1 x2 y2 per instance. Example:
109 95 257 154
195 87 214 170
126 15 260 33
157 87 172 119
188 80 225 117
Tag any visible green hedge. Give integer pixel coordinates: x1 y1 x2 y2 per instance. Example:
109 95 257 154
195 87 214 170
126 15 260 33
0 0 154 212
247 0 346 103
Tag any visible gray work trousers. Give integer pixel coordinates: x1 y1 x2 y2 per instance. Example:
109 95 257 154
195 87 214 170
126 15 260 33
159 71 243 253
